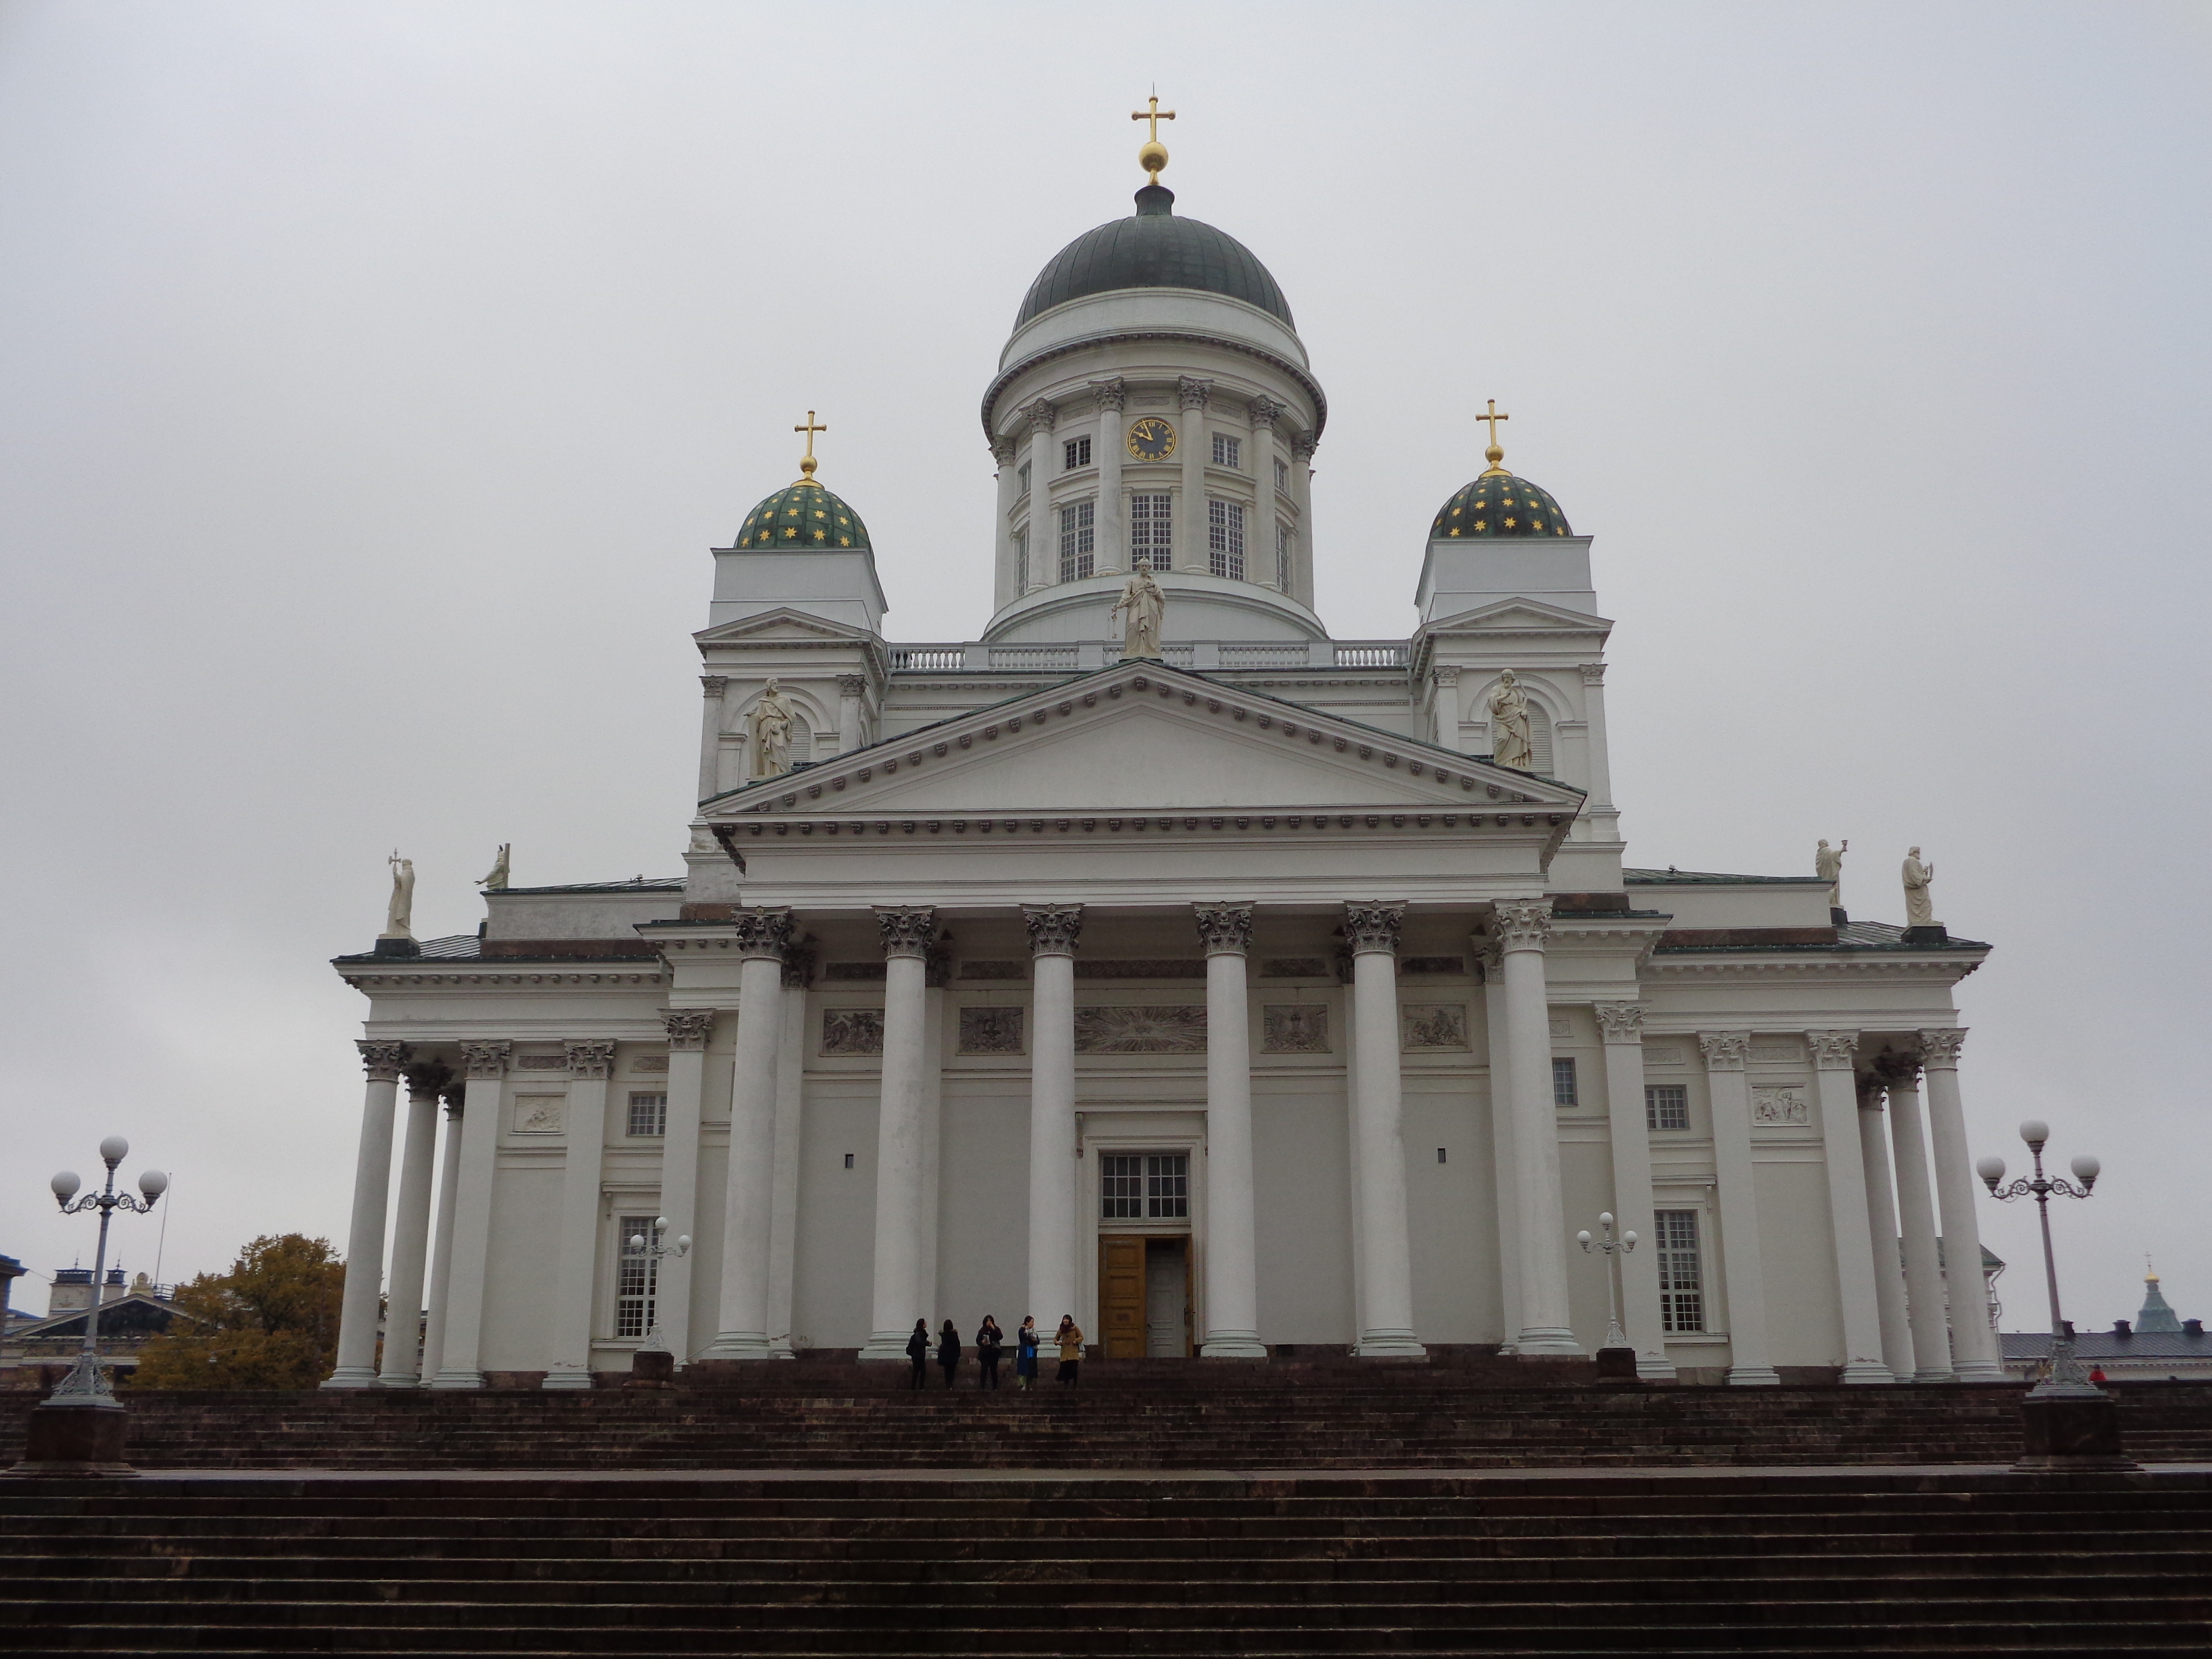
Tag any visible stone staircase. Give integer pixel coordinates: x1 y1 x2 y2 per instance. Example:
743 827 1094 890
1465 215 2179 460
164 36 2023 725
5 1470 2211 1654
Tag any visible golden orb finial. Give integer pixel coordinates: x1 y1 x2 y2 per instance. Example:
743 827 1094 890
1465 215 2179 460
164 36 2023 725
1476 398 1512 478
1131 94 1176 184
792 410 827 488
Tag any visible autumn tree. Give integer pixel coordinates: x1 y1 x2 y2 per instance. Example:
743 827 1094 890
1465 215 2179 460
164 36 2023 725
130 1234 349 1390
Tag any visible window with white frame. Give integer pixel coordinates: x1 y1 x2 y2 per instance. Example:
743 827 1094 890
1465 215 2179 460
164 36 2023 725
1212 433 1241 469
614 1214 660 1339
1653 1209 1705 1332
1100 1153 1190 1220
1208 499 1245 580
1275 456 1290 493
1130 492 1171 570
1015 526 1030 590
1059 500 1094 582
1646 1084 1689 1131
1063 434 1091 470
1275 523 1292 590
1552 1057 1579 1108
626 1091 667 1137
1018 461 1030 498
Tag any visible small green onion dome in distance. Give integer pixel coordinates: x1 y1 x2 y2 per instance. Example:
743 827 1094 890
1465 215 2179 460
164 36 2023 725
736 475 871 552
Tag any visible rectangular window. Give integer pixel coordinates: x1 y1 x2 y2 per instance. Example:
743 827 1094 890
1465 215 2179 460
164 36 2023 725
614 1215 660 1339
1017 461 1031 498
1654 1210 1705 1333
1130 492 1171 570
1208 499 1245 580
1211 433 1241 469
1100 1152 1190 1219
1015 526 1030 590
1102 1154 1144 1220
1059 500 1095 581
1063 434 1091 470
1275 456 1290 492
1552 1057 1579 1108
1275 523 1292 590
626 1091 667 1137
1646 1084 1689 1131
1146 1153 1189 1218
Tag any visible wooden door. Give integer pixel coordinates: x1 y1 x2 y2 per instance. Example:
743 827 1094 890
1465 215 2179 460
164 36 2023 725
1100 1236 1147 1359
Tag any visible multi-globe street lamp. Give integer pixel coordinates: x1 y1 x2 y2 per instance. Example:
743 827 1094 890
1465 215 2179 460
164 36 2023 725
1576 1212 1637 1353
621 1220 690 1389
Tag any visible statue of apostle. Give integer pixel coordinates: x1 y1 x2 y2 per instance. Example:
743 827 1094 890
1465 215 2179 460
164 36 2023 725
1815 838 1848 909
1109 559 1165 660
1901 846 1938 928
381 853 416 941
748 678 796 778
1487 671 1533 771
478 843 511 891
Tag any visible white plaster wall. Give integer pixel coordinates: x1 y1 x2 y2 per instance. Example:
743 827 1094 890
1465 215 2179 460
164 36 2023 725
790 1088 878 1350
934 1089 1030 1328
478 1156 561 1371
1417 538 1599 622
1755 1153 1847 1369
1252 1089 1355 1345
1625 882 1835 930
1403 1081 1495 1344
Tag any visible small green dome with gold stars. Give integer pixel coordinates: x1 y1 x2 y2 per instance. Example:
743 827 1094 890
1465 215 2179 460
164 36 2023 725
1431 473 1572 541
735 480 871 552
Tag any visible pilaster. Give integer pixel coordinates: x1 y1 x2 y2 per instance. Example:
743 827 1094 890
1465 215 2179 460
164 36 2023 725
1700 1031 1778 1385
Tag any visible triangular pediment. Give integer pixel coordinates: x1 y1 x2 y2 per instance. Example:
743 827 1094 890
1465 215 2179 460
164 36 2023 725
1420 597 1613 635
705 662 1583 818
694 607 876 647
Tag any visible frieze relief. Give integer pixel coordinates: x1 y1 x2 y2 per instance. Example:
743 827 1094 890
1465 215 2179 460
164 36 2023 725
514 1054 568 1071
957 1007 1025 1055
513 1096 565 1134
629 1056 670 1074
1401 1004 1471 1051
1074 1006 1206 1054
1262 1005 1331 1053
821 1009 885 1057
1752 1086 1811 1127
1260 958 1330 979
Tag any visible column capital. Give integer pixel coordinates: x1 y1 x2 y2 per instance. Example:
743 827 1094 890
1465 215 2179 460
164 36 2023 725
876 905 939 960
404 1059 456 1101
926 938 954 989
439 1076 467 1110
1089 377 1127 413
732 906 794 962
1471 936 1503 981
1177 375 1212 411
1247 395 1284 429
1871 1048 1921 1089
1432 663 1461 688
459 1039 511 1080
836 672 867 697
662 1009 716 1051
1577 661 1608 686
565 1040 617 1080
1492 899 1553 953
1917 1027 1967 1069
1024 397 1057 434
1342 901 1405 957
357 1039 412 1082
1022 903 1085 957
1855 1072 1886 1109
1807 1030 1862 1071
991 435 1020 466
701 674 729 697
781 943 815 990
1593 1002 1647 1043
1698 1031 1751 1071
1192 902 1254 956
1291 432 1319 461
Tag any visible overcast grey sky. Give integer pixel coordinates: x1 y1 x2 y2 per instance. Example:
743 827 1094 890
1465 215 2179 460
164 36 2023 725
3 2 2206 1335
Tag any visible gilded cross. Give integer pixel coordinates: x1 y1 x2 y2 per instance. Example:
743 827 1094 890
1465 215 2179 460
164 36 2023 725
1477 398 1509 448
1131 96 1176 142
793 410 827 481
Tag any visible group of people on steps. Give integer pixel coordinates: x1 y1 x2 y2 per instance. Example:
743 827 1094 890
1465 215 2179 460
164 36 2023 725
904 1316 1085 1389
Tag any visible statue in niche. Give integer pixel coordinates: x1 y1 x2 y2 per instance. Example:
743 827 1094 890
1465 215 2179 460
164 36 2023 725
1815 839 1847 909
1487 670 1533 770
748 678 796 778
479 843 511 891
1109 558 1165 660
381 852 415 940
1901 846 1938 928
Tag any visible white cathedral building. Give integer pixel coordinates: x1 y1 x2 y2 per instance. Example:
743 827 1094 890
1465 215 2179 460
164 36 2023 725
325 134 2005 1392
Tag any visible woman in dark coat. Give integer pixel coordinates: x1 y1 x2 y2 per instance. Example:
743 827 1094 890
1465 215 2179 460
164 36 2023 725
1014 1317 1039 1390
937 1319 962 1389
975 1316 1005 1390
904 1319 930 1390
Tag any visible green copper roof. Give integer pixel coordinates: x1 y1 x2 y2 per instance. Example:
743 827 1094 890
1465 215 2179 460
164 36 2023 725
1016 185 1294 329
1431 473 1572 540
736 481 870 552
2138 1275 2184 1334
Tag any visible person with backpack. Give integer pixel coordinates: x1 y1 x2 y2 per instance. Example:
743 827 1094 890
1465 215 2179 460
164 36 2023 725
903 1319 929 1390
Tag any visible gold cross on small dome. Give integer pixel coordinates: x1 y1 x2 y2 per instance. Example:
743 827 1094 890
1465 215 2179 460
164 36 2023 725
1477 399 1512 477
1131 94 1176 183
793 410 828 486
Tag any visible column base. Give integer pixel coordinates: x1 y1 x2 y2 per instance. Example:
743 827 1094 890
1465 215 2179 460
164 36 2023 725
1514 1328 1586 1358
1726 1364 1782 1386
1354 1330 1428 1358
696 1331 775 1361
1839 1358 1896 1385
857 1333 919 1361
1199 1332 1268 1359
1912 1367 1956 1384
375 1372 422 1389
428 1369 486 1390
1952 1360 2008 1383
1635 1351 1679 1382
540 1366 594 1390
320 1367 382 1390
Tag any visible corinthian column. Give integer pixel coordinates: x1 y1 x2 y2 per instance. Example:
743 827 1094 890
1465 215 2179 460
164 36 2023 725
429 1040 507 1389
1177 377 1210 571
1498 901 1577 1355
1594 1003 1672 1378
1920 1028 2003 1380
1093 379 1126 574
1880 1054 1952 1382
1025 401 1057 583
543 1039 617 1388
861 906 937 1360
1477 939 1520 1352
324 1039 410 1389
1855 1076 1918 1382
699 908 792 1361
993 436 1021 599
417 1079 467 1386
1024 904 1084 1327
378 1060 451 1386
1195 903 1264 1358
697 675 729 802
1806 1032 1893 1383
655 1010 715 1364
1343 901 1424 1357
1700 1031 1778 1384
1290 433 1318 605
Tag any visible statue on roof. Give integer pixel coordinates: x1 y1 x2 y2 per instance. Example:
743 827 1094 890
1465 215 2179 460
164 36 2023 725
1488 671 1533 771
1901 847 1937 929
1110 559 1165 661
748 679 796 778
1815 839 1848 910
380 853 415 942
479 843 510 891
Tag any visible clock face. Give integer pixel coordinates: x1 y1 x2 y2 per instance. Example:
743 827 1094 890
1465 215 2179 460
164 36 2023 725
1126 416 1177 462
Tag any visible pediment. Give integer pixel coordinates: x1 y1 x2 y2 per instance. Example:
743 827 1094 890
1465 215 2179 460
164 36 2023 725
1420 597 1613 636
706 662 1584 819
694 607 876 646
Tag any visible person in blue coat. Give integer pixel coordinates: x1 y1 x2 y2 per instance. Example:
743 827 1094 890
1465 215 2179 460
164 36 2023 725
1014 1316 1040 1390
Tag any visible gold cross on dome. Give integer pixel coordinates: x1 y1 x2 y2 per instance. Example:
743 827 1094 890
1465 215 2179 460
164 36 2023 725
1131 95 1176 143
793 410 827 483
1477 398 1512 477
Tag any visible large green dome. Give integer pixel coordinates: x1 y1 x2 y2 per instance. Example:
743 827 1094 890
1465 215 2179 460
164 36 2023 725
735 480 871 551
1431 473 1572 540
1015 185 1294 329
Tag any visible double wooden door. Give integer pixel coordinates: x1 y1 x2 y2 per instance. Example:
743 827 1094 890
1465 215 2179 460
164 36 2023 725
1100 1235 1192 1358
